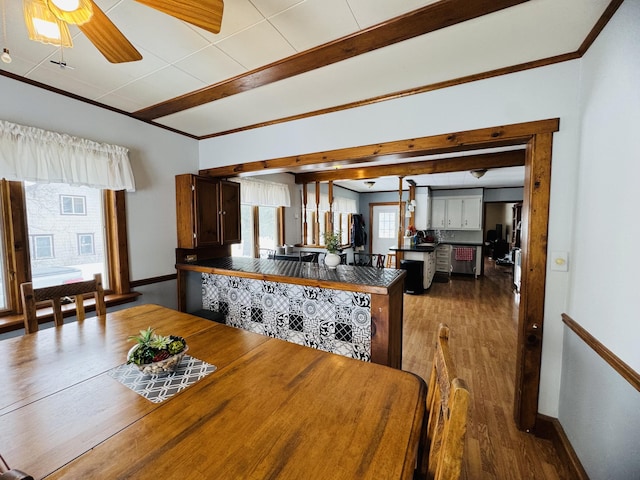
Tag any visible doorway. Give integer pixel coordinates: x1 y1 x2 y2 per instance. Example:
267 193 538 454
370 202 403 256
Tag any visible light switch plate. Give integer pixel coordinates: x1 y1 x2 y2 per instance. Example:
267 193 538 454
551 251 569 272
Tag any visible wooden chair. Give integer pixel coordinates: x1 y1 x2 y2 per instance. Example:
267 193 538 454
20 273 106 334
0 454 34 480
386 252 397 268
415 324 470 480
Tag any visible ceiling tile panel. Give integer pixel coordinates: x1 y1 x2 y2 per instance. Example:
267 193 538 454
268 0 359 52
109 66 207 107
174 46 247 85
191 0 266 43
347 0 438 28
104 0 210 63
250 0 306 19
215 20 296 70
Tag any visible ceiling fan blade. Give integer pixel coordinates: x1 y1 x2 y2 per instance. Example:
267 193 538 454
78 2 143 63
135 0 224 35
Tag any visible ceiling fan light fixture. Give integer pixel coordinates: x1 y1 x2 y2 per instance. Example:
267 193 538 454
470 169 488 179
46 0 92 25
24 0 72 47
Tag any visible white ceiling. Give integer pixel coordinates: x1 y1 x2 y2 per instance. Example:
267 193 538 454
0 0 612 190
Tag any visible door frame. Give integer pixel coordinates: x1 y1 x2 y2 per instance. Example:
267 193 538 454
369 202 405 255
206 118 559 431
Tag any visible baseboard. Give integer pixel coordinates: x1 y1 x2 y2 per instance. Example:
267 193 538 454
536 414 589 480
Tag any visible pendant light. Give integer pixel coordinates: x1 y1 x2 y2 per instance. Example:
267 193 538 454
23 0 72 47
45 0 93 25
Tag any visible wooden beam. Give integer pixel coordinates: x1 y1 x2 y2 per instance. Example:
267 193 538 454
134 0 528 121
296 150 525 184
199 119 557 178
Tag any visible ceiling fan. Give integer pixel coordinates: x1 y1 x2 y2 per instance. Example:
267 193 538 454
23 0 224 63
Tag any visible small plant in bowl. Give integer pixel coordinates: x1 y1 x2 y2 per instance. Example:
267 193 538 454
127 327 188 375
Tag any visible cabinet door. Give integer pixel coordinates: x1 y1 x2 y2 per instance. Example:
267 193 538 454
461 197 482 230
446 198 463 229
220 180 241 244
431 199 447 229
193 176 222 247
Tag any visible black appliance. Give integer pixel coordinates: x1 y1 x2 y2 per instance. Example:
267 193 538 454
400 259 424 295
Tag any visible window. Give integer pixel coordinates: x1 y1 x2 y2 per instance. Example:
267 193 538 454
30 235 54 259
78 234 95 255
231 205 282 258
60 195 86 215
26 183 105 289
231 205 254 258
378 212 396 239
0 180 131 315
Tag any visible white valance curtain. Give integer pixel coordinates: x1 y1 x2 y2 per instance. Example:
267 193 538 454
232 177 291 207
0 120 136 191
317 193 358 214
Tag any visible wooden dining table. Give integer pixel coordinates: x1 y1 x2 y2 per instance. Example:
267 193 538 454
0 304 426 479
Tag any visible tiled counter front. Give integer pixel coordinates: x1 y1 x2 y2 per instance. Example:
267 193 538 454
202 273 372 361
175 257 406 368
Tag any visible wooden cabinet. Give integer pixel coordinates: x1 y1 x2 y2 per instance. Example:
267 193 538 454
430 197 482 230
176 174 241 248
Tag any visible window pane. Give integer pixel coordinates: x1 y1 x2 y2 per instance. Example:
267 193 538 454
258 207 277 250
378 212 396 239
26 182 106 288
231 205 254 257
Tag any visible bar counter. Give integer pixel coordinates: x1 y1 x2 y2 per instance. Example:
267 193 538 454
176 257 406 368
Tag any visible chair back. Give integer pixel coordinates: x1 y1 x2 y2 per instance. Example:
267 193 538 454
20 273 106 334
416 324 470 480
0 454 34 480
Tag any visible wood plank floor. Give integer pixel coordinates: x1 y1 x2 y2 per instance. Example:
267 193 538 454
402 258 574 479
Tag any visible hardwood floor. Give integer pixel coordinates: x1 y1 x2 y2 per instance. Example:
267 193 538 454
402 258 574 479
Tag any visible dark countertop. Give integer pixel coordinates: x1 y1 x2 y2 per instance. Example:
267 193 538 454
437 241 484 247
176 257 405 295
389 246 435 253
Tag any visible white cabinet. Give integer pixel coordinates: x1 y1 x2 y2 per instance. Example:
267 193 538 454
435 244 451 273
431 198 447 229
430 196 482 230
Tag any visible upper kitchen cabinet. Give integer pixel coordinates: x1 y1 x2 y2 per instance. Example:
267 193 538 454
430 196 482 230
176 174 241 248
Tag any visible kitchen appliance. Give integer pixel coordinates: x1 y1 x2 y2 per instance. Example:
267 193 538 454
450 245 477 275
400 260 424 295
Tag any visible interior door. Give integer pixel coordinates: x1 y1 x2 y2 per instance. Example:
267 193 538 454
371 203 401 255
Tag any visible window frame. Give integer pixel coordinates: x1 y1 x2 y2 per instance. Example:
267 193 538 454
60 194 87 215
30 234 55 260
0 180 131 316
77 233 95 256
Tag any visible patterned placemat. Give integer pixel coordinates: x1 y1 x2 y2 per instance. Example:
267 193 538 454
108 355 217 403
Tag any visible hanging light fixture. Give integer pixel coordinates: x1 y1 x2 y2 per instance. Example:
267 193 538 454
364 181 375 189
23 0 72 47
1 0 11 63
470 169 488 179
45 0 93 25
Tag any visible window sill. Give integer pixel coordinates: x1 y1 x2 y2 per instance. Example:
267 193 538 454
0 292 142 334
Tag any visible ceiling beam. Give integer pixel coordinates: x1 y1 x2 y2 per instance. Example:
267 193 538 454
294 150 526 184
134 0 529 121
198 118 559 178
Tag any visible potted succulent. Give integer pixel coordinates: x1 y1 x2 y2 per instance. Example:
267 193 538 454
127 327 188 375
322 230 342 269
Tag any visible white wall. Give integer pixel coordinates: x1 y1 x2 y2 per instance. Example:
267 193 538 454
0 76 199 282
560 1 640 477
200 64 582 416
